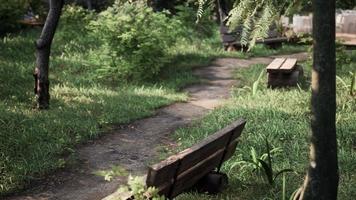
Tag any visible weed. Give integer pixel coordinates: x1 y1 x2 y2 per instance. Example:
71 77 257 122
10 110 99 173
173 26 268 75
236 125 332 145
118 175 164 200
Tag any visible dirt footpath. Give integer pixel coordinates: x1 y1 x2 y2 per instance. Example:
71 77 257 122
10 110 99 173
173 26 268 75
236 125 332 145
6 53 307 200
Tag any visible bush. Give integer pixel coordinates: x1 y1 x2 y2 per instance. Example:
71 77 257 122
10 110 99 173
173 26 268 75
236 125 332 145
336 0 356 9
174 4 216 39
88 0 181 82
0 0 27 34
59 5 96 37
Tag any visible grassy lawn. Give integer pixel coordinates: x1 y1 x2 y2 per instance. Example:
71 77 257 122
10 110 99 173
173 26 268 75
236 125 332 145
0 20 307 196
0 28 195 195
174 53 356 200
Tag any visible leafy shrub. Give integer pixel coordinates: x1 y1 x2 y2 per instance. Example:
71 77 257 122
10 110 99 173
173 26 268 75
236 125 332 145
118 175 165 200
59 5 96 37
0 0 27 34
88 0 181 82
336 0 356 9
174 4 216 39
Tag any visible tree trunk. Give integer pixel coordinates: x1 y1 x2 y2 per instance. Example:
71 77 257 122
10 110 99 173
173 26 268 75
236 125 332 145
294 0 339 199
34 0 64 109
86 0 93 10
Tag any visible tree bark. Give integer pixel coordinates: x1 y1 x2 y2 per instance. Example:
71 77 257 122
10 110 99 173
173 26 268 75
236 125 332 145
295 0 339 199
34 0 64 109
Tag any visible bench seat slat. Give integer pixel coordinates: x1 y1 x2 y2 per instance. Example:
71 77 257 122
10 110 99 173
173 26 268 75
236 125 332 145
266 58 286 72
279 58 297 72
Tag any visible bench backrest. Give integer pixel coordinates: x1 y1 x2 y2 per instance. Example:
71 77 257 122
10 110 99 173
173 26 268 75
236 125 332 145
146 119 247 199
266 58 297 73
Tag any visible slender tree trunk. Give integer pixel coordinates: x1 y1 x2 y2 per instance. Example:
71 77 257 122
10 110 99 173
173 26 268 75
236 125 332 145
86 0 93 10
295 0 339 199
34 0 64 109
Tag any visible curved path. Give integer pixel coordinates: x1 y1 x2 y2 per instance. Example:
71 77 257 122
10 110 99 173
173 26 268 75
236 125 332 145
6 53 307 200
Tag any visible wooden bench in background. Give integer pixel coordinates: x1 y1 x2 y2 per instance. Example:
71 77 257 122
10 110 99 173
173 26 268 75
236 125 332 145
266 58 303 88
220 25 289 51
18 19 44 27
146 119 247 199
227 37 289 51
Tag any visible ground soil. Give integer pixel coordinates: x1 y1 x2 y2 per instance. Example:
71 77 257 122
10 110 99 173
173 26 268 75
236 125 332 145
5 53 307 200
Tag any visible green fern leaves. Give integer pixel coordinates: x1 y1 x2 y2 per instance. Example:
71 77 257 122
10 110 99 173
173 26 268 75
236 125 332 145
197 0 301 50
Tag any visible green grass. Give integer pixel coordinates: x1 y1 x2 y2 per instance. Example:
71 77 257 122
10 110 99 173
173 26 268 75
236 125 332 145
0 24 203 195
173 53 356 200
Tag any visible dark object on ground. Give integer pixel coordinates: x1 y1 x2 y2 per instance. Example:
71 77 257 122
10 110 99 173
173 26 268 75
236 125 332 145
192 171 228 194
146 119 246 199
266 58 303 88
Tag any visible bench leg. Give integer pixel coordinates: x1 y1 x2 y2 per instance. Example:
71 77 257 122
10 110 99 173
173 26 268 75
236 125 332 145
192 171 228 195
268 66 304 88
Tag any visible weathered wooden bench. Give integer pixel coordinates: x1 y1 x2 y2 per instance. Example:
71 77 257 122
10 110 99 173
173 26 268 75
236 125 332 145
227 37 289 51
220 25 289 51
18 19 44 27
102 119 246 200
266 58 303 88
146 119 246 199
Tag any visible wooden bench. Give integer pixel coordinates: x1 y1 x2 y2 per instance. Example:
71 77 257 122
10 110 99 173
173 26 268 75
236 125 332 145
146 119 247 199
227 37 289 51
266 58 303 88
18 19 44 27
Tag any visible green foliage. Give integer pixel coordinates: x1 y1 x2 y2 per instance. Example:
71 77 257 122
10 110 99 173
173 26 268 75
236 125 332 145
336 0 356 9
88 1 181 82
94 165 128 181
27 0 47 19
118 175 165 200
255 139 293 186
336 42 352 66
351 72 356 96
174 4 216 39
60 5 95 34
0 0 27 34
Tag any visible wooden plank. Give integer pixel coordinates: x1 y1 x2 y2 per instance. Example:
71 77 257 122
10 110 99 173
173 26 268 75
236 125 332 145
176 119 246 173
222 140 239 162
176 132 230 174
279 58 297 72
146 157 179 188
259 37 288 44
266 58 286 72
230 119 246 142
170 149 226 198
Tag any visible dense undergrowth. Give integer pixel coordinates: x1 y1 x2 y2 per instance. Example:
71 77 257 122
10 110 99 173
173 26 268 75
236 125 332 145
0 2 307 196
174 52 356 199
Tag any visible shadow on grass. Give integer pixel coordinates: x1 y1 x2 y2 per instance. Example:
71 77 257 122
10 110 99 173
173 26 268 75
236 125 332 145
0 82 186 196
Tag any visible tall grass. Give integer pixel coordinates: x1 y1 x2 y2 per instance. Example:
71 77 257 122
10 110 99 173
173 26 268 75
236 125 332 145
174 56 356 200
